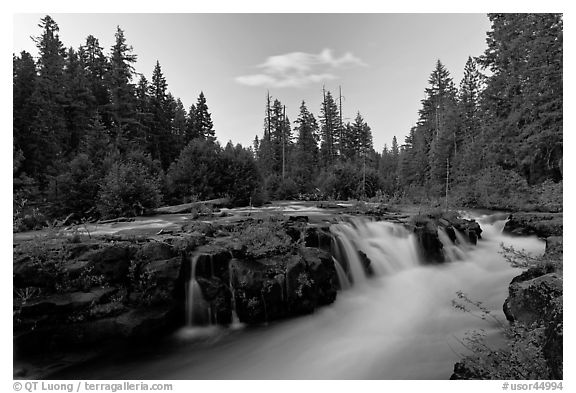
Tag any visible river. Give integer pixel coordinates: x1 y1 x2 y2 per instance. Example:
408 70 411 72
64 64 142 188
54 213 544 380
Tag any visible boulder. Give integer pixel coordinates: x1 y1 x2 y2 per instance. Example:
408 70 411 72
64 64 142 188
115 307 179 339
503 212 563 238
135 241 176 261
304 226 332 251
285 255 316 315
544 236 563 260
299 247 338 306
190 245 233 283
230 258 278 324
13 255 56 289
450 361 488 380
543 296 563 380
19 287 118 318
81 244 133 282
413 221 444 264
196 277 233 325
503 271 562 325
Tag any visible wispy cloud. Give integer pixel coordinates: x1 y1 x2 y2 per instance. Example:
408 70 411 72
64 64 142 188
236 48 367 88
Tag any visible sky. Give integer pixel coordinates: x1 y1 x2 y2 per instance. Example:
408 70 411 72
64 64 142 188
13 13 492 151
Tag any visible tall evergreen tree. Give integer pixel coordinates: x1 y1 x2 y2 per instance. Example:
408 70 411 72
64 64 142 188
478 13 563 183
13 51 38 178
63 47 95 156
192 91 215 140
293 101 319 191
80 35 109 116
28 15 68 182
319 89 341 166
106 26 137 150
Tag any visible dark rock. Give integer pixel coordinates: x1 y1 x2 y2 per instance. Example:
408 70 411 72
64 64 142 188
142 256 184 304
196 277 233 325
299 247 337 305
81 244 133 282
285 255 316 315
503 272 562 325
191 245 233 283
288 215 309 223
230 258 274 323
543 296 563 380
115 307 178 339
284 218 307 243
20 287 118 318
65 242 100 259
504 212 563 238
13 256 56 289
136 242 176 261
358 250 374 277
545 236 563 260
171 233 207 252
413 221 444 264
450 361 487 380
304 226 332 251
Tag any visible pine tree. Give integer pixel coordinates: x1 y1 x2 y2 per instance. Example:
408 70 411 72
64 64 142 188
134 74 152 149
458 56 483 143
478 13 563 183
63 47 96 156
149 61 173 168
192 91 215 140
293 101 319 191
172 98 188 153
319 89 341 166
13 51 38 178
80 35 109 116
28 15 68 182
106 26 137 150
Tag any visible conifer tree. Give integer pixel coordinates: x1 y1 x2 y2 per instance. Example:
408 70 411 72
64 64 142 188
106 26 137 150
293 101 319 191
192 91 215 140
319 89 340 166
28 15 68 182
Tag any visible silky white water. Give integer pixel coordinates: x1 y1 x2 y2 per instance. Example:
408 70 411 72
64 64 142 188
72 214 545 380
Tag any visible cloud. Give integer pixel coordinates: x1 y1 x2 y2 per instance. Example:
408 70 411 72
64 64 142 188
236 48 367 88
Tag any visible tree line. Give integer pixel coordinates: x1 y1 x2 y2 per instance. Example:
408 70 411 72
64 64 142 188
395 13 562 210
13 14 563 230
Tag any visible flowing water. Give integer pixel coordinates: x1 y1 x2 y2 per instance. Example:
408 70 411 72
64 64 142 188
61 213 545 380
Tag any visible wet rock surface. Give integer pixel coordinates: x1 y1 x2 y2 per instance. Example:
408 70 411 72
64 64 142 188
503 212 563 238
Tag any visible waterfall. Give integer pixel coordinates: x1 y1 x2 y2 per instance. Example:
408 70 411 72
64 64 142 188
329 219 472 288
76 213 547 379
185 255 211 326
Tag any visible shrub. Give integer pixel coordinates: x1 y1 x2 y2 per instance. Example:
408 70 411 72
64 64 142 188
452 166 531 210
452 291 550 379
236 216 294 258
97 158 163 219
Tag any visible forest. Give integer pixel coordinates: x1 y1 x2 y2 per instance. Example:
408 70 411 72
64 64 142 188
13 14 563 231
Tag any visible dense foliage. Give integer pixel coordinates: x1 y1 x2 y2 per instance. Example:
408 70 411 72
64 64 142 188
13 14 562 229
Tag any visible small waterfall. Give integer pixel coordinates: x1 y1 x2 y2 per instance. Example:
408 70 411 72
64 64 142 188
229 268 241 327
438 228 466 261
185 255 212 327
329 219 472 287
332 256 351 290
330 225 367 285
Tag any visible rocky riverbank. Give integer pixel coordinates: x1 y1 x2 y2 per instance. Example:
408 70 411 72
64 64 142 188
13 203 483 379
451 212 563 380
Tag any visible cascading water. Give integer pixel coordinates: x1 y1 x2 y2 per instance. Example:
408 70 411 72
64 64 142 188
69 213 546 380
185 255 212 326
330 218 421 283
